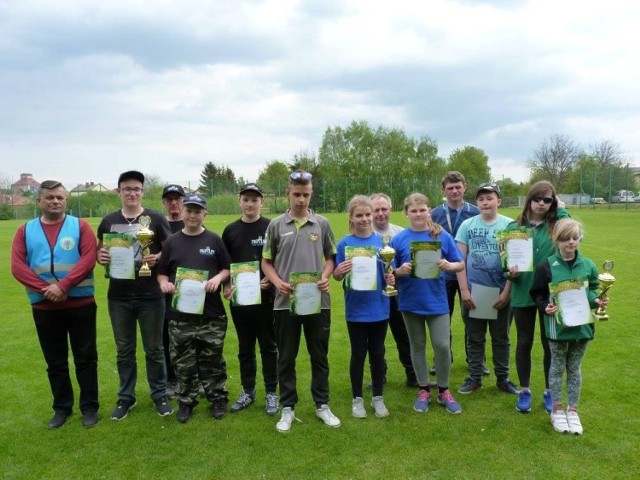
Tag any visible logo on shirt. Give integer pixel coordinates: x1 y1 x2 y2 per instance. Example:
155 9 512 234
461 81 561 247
251 235 265 247
59 236 76 250
200 247 215 256
309 233 319 242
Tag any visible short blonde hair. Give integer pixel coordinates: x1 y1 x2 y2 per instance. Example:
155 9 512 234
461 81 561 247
552 218 583 244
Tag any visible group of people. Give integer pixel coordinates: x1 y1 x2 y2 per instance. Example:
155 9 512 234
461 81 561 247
11 169 607 436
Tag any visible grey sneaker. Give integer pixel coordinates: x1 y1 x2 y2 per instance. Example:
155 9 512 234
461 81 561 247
230 390 255 413
154 396 173 416
276 407 299 433
265 392 279 416
316 404 341 428
352 397 367 418
371 396 389 418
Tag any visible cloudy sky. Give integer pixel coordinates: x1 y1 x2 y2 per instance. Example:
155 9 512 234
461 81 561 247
1 0 638 190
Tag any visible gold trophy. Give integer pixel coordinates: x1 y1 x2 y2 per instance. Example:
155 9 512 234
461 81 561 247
594 260 615 321
135 215 154 277
378 234 398 297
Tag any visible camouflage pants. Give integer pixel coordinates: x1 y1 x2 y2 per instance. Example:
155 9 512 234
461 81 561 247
169 315 228 405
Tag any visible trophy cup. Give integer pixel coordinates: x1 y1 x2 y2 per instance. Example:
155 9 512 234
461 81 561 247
378 234 398 297
594 260 615 321
135 215 154 277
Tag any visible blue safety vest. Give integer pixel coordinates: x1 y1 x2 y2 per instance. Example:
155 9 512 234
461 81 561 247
24 215 94 304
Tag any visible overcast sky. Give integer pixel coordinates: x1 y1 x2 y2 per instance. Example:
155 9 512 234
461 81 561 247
1 0 638 190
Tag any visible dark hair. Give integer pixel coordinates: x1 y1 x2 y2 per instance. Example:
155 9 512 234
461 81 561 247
38 180 65 198
441 171 466 188
516 180 560 234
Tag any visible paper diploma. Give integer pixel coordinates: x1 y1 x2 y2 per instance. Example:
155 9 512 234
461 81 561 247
506 238 534 272
231 261 261 306
411 241 441 279
172 267 208 314
290 272 321 316
470 283 499 320
103 233 135 279
345 246 377 291
555 282 593 326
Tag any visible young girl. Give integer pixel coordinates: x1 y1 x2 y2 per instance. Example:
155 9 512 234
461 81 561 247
391 193 464 414
530 219 606 435
505 181 569 413
334 195 394 418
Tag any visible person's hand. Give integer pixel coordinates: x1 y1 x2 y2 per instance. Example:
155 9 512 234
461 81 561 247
276 280 294 296
545 303 559 315
42 284 66 302
142 253 159 268
97 247 111 266
159 281 175 295
384 272 395 286
335 260 352 279
395 262 412 276
205 275 222 293
259 277 271 290
508 265 520 279
595 297 609 307
317 277 330 293
493 290 510 310
461 290 476 310
223 285 233 300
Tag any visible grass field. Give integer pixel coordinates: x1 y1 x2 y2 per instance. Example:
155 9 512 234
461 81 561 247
1 207 639 479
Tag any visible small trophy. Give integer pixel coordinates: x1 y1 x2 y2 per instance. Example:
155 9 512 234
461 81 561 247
135 215 154 277
594 260 615 321
378 234 398 297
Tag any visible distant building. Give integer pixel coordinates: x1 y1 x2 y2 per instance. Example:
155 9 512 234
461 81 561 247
11 173 40 194
70 182 109 195
631 166 640 178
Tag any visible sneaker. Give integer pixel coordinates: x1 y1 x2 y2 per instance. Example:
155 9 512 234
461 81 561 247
47 412 69 429
211 399 227 419
496 380 520 395
230 390 255 413
414 389 430 412
111 399 136 421
316 404 341 427
371 396 389 418
566 410 583 435
543 390 553 413
82 410 99 428
177 402 195 423
458 378 482 394
276 407 299 433
516 390 532 413
154 396 173 417
265 392 279 416
437 389 462 414
550 409 570 433
352 397 367 418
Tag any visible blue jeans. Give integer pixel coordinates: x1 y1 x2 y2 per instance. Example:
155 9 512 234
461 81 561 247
108 297 167 402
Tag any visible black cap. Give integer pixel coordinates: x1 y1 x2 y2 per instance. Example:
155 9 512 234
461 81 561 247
238 183 263 197
476 182 501 198
183 194 207 209
118 170 145 186
162 184 185 198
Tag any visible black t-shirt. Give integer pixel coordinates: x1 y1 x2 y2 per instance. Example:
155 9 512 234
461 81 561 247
97 208 171 299
157 229 231 318
168 219 185 234
222 217 273 305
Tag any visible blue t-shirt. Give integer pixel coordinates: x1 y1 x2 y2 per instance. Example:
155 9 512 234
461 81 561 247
336 233 390 323
390 228 462 315
455 214 513 291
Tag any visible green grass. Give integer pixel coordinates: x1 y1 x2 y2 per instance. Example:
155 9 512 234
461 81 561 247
1 208 639 479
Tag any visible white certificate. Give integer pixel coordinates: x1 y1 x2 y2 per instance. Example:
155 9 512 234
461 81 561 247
557 286 593 326
350 255 377 291
413 249 440 279
292 282 321 316
109 246 135 279
176 279 206 314
470 283 500 320
234 270 261 306
506 238 534 272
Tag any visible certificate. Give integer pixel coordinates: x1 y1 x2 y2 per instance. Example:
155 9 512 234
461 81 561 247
172 267 208 314
103 233 135 279
345 246 377 291
290 272 321 316
498 228 533 272
551 280 594 326
231 261 261 306
410 241 441 279
469 283 499 320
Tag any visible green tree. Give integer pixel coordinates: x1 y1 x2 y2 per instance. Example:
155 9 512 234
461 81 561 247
527 135 581 192
446 146 491 199
257 160 290 195
198 162 237 196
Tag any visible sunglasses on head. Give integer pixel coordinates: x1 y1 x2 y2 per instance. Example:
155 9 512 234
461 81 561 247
532 196 553 204
290 171 313 181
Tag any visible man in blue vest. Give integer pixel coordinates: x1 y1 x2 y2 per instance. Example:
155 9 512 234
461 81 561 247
11 180 99 429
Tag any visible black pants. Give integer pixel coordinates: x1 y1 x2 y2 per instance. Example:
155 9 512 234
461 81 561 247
347 320 388 397
32 303 99 415
230 303 278 393
274 309 330 408
387 297 417 381
513 306 551 388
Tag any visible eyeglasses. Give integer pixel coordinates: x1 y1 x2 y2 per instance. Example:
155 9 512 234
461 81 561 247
290 171 312 181
532 196 553 204
121 187 143 194
478 182 501 194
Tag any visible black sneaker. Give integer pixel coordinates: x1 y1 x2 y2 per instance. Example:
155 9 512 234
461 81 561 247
111 399 137 421
211 399 227 419
458 377 482 394
230 390 255 413
497 379 520 395
154 396 174 416
177 402 195 423
47 412 69 429
82 410 99 428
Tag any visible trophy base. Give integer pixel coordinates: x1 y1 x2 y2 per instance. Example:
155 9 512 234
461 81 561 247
594 314 609 321
382 289 398 297
138 266 152 277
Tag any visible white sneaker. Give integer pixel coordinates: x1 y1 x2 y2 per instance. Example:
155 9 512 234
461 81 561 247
371 396 389 418
567 410 583 435
352 397 367 418
315 404 341 428
550 410 570 433
276 407 299 433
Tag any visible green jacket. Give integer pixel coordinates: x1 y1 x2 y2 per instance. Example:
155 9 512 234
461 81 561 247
530 250 599 341
506 208 570 307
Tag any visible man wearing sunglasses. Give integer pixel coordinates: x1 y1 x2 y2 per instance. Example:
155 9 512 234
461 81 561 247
262 170 340 432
